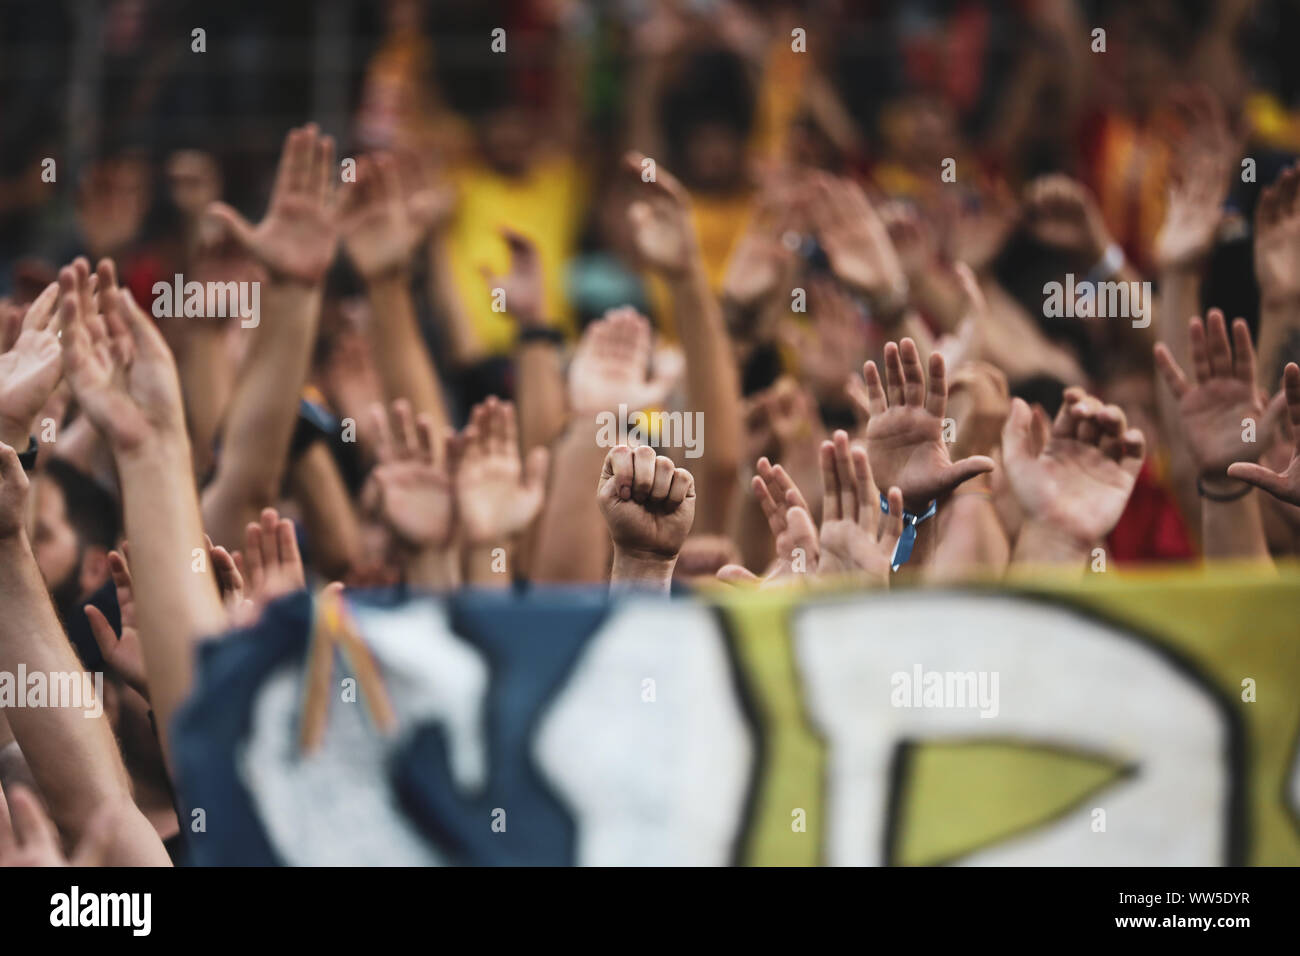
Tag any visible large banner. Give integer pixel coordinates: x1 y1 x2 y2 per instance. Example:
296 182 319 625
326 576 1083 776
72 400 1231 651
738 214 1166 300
171 568 1300 866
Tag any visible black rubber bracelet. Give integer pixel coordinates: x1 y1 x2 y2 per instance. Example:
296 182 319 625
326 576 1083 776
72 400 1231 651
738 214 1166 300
17 435 38 472
1196 474 1251 502
518 326 564 346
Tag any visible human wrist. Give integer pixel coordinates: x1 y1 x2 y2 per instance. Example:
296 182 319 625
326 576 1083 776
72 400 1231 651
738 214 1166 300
1260 288 1300 310
1197 471 1251 501
610 547 677 591
664 253 707 291
0 416 34 453
364 267 413 296
114 427 192 470
0 524 29 549
1014 518 1093 565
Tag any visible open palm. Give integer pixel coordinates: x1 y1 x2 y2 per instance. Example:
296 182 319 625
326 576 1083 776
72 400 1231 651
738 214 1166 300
60 260 186 453
206 124 339 285
454 397 548 545
0 281 62 444
1002 389 1145 546
853 339 993 511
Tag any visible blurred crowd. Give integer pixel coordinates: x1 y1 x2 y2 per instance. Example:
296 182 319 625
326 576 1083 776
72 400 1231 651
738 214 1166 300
3 0 1300 865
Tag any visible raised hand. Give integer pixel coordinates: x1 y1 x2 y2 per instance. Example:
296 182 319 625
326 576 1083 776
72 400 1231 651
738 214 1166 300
84 548 148 699
744 377 826 516
1228 362 1300 504
816 430 904 586
1001 387 1146 550
747 455 820 580
722 184 800 310
364 399 453 550
76 157 150 259
239 507 306 611
1254 164 1300 303
852 338 994 511
779 278 869 404
208 536 251 621
0 280 61 450
452 396 549 546
623 152 698 277
479 229 545 329
338 152 429 282
59 259 187 454
1153 89 1233 271
598 444 696 566
1154 310 1265 488
205 124 338 285
1022 174 1112 262
806 174 907 308
568 307 675 415
941 181 1019 273
945 360 1011 461
0 786 115 868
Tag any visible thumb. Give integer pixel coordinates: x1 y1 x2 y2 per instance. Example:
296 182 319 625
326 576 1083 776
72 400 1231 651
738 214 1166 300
204 201 257 253
1227 461 1291 501
939 455 996 493
717 564 760 586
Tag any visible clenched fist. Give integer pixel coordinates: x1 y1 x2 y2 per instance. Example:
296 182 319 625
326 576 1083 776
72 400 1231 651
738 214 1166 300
598 445 695 578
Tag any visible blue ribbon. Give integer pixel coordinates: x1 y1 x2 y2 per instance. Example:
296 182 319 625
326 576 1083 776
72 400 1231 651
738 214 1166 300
881 494 937 571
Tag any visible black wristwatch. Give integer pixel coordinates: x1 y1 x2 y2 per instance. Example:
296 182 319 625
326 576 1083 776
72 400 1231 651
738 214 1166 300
17 435 38 472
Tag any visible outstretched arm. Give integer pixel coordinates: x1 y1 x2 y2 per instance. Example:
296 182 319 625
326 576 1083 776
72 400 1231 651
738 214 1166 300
531 308 673 583
1254 165 1300 391
1154 311 1271 563
599 445 696 593
60 259 227 759
0 439 169 866
341 153 452 438
200 124 340 548
623 153 742 534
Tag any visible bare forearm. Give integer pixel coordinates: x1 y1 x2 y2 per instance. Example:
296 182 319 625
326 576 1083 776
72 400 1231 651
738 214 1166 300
202 282 322 547
1010 519 1091 569
404 545 460 591
0 533 167 864
531 423 610 583
427 239 488 367
288 442 362 581
925 488 1010 581
1201 484 1272 564
668 262 741 532
177 325 233 477
1256 296 1300 391
610 550 675 594
464 545 510 589
367 273 450 436
119 437 228 752
516 342 568 452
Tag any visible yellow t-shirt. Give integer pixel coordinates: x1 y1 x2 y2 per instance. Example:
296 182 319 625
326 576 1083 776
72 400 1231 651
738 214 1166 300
445 156 586 356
